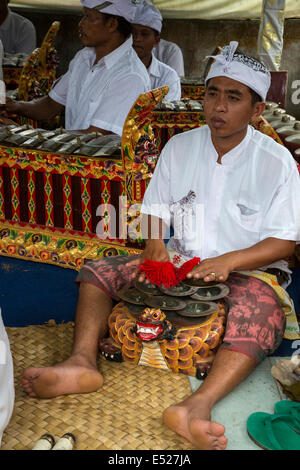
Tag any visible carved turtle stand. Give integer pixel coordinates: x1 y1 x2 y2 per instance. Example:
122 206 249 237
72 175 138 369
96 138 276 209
99 281 229 378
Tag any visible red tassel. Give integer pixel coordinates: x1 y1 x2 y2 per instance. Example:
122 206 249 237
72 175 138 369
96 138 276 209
176 257 201 282
138 257 200 288
138 259 177 288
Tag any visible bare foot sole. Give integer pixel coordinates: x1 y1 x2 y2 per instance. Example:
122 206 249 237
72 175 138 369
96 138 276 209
163 404 228 450
21 361 103 398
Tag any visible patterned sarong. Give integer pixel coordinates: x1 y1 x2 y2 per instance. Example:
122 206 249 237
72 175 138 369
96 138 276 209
76 254 286 364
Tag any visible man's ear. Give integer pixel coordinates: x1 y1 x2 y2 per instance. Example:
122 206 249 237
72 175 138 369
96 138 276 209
108 16 119 33
251 101 266 120
154 33 161 47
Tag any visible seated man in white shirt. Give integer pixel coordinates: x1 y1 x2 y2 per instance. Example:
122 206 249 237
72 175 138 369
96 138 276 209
0 0 36 55
142 0 184 77
141 0 184 77
21 42 300 450
132 1 181 102
1 0 151 136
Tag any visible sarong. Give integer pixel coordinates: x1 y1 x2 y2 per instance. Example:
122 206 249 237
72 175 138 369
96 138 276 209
76 255 286 364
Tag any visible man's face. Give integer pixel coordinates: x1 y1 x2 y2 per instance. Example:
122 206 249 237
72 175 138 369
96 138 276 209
79 7 112 47
132 24 160 62
204 76 263 142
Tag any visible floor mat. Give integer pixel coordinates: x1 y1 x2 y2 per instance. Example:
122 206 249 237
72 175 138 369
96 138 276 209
2 321 194 450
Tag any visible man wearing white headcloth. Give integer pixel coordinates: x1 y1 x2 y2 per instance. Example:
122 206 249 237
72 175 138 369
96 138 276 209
139 0 184 77
132 1 181 101
21 43 300 451
1 0 150 136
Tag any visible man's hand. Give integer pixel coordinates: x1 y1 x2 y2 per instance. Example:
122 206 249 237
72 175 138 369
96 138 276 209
126 239 170 283
0 96 64 122
0 116 18 126
186 252 235 283
0 97 19 117
0 105 7 117
186 238 296 283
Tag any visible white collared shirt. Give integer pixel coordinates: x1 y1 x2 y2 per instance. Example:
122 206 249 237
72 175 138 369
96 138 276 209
147 54 181 101
153 39 185 77
141 125 300 272
0 308 14 447
0 9 36 55
49 37 151 134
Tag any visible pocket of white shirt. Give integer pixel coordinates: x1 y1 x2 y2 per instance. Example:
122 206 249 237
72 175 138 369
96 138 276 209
231 201 262 232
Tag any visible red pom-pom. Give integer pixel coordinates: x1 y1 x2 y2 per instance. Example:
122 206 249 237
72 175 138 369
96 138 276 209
176 257 201 282
138 259 177 288
138 257 200 288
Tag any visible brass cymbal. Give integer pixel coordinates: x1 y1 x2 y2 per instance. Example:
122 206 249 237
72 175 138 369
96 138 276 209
144 295 187 311
134 277 162 296
191 284 230 301
117 288 149 306
182 278 219 287
176 300 219 318
159 282 198 297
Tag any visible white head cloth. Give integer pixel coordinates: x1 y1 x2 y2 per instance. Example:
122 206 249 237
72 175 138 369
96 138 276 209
80 0 142 23
133 1 162 33
205 41 271 101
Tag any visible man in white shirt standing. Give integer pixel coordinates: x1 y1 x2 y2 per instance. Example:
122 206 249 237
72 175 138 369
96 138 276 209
21 42 300 450
0 0 36 55
1 0 151 136
132 1 181 102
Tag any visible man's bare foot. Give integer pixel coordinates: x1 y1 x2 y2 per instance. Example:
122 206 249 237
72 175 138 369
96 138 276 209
21 354 103 398
163 395 227 450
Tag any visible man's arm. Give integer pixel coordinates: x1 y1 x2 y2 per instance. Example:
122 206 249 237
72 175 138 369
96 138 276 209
187 237 296 283
1 96 64 122
73 125 112 135
0 97 111 134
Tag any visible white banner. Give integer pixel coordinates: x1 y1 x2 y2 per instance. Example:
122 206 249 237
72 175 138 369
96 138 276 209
257 0 286 70
10 0 300 19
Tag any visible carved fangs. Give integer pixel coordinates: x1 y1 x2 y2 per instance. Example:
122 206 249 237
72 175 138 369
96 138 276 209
136 322 163 341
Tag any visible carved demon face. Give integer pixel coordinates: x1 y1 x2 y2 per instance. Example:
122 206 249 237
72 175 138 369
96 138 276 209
135 308 167 341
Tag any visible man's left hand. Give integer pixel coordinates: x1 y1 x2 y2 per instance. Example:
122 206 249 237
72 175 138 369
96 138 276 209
186 253 235 283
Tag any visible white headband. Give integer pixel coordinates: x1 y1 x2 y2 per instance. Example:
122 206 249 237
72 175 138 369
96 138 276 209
133 1 162 33
81 0 142 23
205 41 271 101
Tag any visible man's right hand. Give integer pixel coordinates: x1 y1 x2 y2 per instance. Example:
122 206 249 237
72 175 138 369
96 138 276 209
0 98 19 118
126 239 170 283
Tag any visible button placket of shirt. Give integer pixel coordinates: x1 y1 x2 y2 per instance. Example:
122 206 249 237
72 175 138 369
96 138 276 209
84 66 103 97
78 63 106 124
204 164 228 257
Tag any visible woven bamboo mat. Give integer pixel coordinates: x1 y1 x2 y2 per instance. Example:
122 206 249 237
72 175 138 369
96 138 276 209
2 321 194 450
